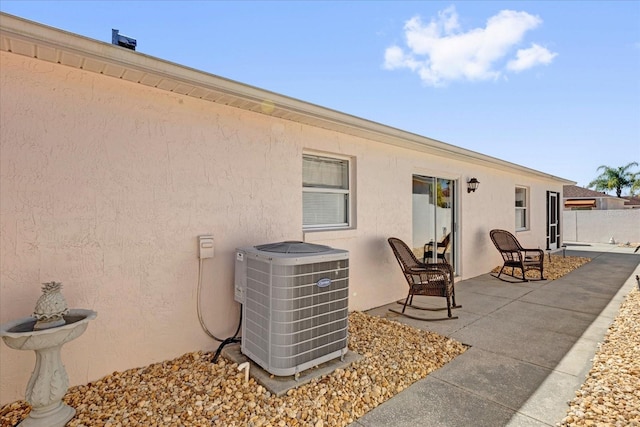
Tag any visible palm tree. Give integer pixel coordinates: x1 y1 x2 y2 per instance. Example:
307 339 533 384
630 172 640 197
588 162 639 197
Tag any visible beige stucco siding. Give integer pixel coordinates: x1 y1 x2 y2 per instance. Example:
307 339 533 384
1 50 563 403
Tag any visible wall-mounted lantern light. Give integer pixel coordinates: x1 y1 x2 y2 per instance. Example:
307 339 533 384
467 177 480 193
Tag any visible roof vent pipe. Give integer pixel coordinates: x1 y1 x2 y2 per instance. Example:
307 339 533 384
111 29 136 50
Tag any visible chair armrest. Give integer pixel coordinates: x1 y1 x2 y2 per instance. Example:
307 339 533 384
521 248 544 258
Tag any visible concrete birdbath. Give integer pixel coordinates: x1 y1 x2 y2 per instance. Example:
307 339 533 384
0 282 97 427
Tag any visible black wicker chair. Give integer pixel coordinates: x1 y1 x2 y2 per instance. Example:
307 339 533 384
489 229 545 282
388 237 460 320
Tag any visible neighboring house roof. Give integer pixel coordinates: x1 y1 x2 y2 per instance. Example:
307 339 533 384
563 185 631 209
624 196 640 207
0 13 574 184
563 185 617 199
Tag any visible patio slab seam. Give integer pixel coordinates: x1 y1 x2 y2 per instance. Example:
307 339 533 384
420 375 525 414
429 347 559 413
512 297 619 319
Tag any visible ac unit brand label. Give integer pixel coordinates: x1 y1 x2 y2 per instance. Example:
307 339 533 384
316 278 331 288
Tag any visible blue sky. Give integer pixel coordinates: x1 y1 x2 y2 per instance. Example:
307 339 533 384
2 1 639 191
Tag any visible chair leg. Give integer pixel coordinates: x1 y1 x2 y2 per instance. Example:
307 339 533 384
446 296 452 318
452 291 461 309
497 265 506 279
401 292 411 313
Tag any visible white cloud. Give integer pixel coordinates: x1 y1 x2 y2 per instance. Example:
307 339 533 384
507 43 558 72
384 6 557 86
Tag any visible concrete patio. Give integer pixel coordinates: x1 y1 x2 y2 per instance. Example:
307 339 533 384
353 243 640 427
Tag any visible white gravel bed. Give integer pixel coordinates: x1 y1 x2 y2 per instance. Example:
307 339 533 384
559 286 640 427
0 311 466 427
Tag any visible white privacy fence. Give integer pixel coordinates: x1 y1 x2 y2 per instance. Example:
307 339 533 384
563 209 640 244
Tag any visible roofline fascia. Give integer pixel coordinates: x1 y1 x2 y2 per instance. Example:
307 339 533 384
0 12 575 185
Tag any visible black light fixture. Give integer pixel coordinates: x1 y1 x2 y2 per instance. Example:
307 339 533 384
467 177 480 193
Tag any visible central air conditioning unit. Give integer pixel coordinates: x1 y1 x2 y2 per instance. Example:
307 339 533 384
234 241 349 378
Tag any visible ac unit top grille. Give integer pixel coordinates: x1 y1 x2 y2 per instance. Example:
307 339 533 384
255 241 332 254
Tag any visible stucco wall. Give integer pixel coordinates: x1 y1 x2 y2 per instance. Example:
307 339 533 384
0 51 564 403
563 209 640 243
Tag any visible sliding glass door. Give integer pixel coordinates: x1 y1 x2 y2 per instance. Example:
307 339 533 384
412 175 456 272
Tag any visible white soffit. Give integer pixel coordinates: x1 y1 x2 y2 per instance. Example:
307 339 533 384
0 12 573 184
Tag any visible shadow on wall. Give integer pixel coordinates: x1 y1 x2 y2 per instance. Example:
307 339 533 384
374 237 394 264
474 227 491 248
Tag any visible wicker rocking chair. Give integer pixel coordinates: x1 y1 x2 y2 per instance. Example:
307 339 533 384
388 237 460 320
489 229 545 282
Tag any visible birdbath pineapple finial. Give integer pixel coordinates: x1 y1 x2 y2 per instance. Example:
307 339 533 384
33 281 69 330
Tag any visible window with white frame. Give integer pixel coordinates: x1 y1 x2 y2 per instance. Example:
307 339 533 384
303 153 351 229
515 186 528 231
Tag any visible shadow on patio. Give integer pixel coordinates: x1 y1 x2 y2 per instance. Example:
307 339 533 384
355 248 639 427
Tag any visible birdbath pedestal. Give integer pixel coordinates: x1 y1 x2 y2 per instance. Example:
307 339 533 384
0 309 97 427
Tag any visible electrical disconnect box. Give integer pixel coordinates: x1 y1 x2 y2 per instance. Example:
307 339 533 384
198 235 214 259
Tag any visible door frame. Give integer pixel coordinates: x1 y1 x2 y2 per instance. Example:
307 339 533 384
412 174 458 274
546 191 561 250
